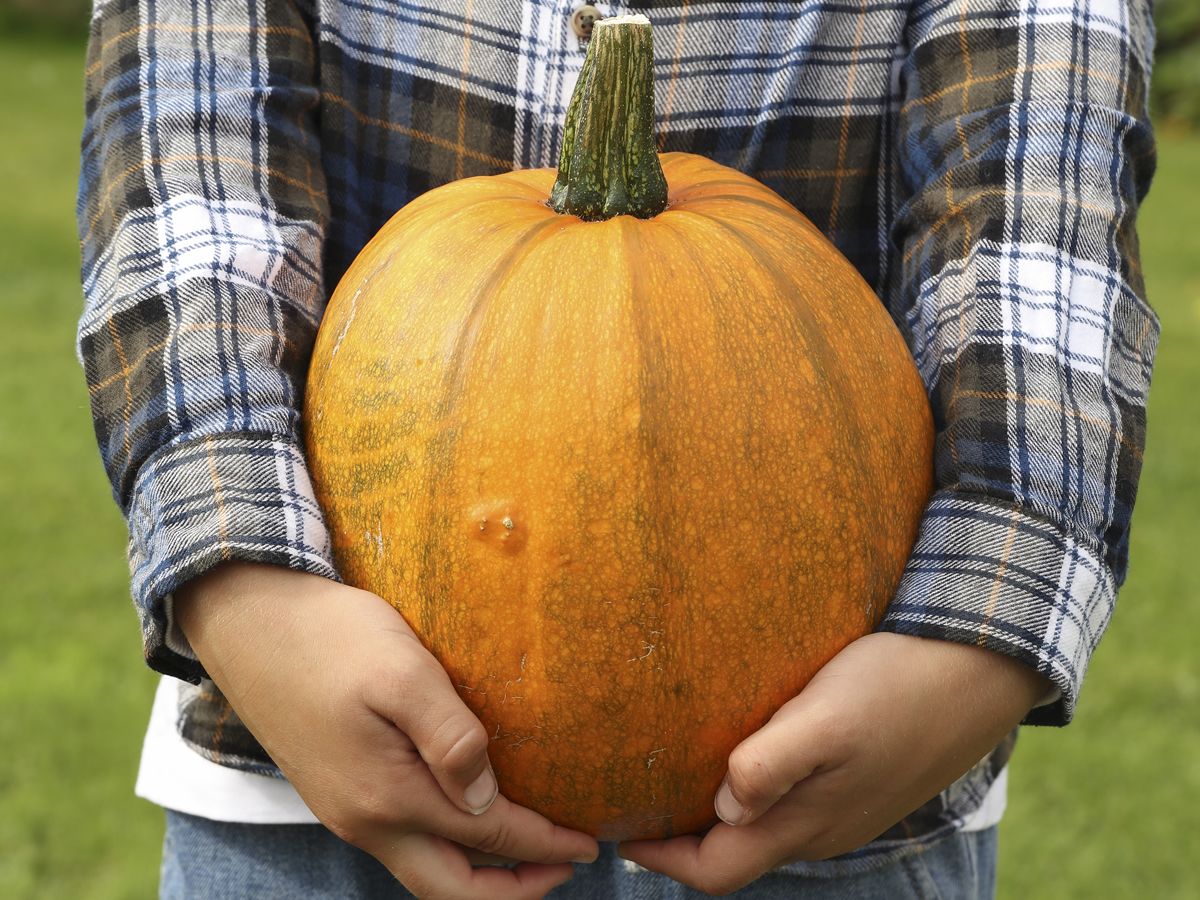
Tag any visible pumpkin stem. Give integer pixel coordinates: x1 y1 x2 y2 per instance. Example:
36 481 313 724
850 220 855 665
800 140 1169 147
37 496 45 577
549 15 668 221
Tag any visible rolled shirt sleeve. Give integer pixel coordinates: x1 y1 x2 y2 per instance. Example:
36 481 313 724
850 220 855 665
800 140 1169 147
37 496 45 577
879 0 1159 723
77 0 338 681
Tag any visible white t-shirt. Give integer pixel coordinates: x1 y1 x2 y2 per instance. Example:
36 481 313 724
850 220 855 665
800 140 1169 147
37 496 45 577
136 676 318 823
136 675 1008 830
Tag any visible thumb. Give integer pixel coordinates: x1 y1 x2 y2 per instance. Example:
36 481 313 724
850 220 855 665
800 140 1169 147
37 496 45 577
715 695 830 826
363 644 499 817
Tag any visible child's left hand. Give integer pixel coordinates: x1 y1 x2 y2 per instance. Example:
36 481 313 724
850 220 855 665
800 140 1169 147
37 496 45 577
618 632 1051 895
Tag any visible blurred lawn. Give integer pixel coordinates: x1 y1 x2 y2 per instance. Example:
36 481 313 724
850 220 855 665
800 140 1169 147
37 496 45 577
0 30 1196 900
0 34 161 899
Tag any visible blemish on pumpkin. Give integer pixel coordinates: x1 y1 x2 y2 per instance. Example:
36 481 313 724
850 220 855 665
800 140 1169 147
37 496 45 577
328 287 362 362
586 518 614 537
493 722 542 750
637 812 677 828
501 653 527 703
627 640 656 662
469 501 527 553
623 400 641 430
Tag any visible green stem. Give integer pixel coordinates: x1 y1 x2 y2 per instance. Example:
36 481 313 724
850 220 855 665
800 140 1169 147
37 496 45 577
549 15 668 221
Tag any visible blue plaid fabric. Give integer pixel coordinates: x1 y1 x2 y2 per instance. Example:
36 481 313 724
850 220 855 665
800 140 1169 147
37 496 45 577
77 0 1158 855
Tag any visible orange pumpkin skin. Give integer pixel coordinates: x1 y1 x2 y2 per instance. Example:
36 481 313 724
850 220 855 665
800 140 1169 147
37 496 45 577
304 152 934 841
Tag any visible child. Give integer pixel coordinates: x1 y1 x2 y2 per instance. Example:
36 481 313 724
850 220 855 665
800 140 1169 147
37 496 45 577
78 1 1157 896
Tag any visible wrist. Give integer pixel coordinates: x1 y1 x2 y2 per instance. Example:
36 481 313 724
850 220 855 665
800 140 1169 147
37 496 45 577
926 635 1053 719
172 562 294 679
174 561 250 639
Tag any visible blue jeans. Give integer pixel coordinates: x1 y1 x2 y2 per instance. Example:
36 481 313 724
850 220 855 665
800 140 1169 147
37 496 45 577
161 810 997 899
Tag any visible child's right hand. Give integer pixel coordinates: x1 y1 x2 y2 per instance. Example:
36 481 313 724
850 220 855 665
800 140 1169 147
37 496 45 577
174 562 598 900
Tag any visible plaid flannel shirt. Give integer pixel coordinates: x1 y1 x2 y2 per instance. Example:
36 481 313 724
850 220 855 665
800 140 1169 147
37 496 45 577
78 0 1157 858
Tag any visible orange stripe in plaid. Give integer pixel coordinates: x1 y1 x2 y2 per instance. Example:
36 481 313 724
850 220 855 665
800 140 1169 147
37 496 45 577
198 687 222 704
293 98 321 209
88 324 301 396
455 0 478 181
955 0 975 156
85 22 314 79
1122 232 1144 279
204 438 232 556
977 509 1019 647
285 41 322 216
106 317 135 460
85 153 326 240
757 166 872 181
899 61 1123 118
210 696 234 766
951 0 976 234
657 1 691 152
953 390 1145 459
901 187 1120 266
322 92 509 171
827 0 870 234
195 686 234 767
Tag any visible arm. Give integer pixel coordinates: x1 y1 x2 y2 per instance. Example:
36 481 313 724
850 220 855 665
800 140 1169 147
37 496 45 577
877 0 1158 726
78 3 594 895
621 0 1157 890
78 0 335 679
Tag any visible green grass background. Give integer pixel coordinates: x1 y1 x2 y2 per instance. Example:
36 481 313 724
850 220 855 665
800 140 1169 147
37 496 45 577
1 32 1197 900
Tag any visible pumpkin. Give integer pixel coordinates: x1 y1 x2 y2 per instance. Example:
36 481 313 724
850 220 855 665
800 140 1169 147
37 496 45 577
304 15 933 841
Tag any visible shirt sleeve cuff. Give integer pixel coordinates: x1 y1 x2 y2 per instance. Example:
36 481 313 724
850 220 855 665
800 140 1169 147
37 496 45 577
878 490 1117 726
126 433 340 682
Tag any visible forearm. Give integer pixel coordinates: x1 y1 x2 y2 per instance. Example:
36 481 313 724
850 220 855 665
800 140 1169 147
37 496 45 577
78 0 335 679
882 0 1159 722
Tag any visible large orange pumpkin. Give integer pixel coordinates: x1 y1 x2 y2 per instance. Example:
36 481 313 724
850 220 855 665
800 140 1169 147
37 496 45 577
305 16 932 841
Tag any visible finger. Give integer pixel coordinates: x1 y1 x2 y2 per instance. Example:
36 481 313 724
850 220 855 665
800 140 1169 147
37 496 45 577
362 638 500 815
718 694 833 825
619 824 782 896
460 844 519 867
386 832 577 900
372 753 599 865
456 793 599 865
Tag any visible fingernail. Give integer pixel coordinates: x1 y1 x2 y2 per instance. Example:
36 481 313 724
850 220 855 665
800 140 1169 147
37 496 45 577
464 766 498 814
714 779 746 826
572 850 599 864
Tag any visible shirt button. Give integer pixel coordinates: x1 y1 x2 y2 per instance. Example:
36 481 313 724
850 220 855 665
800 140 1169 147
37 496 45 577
570 5 602 40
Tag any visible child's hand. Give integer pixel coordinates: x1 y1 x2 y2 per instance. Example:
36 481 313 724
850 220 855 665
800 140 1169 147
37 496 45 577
175 562 598 900
618 632 1052 895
